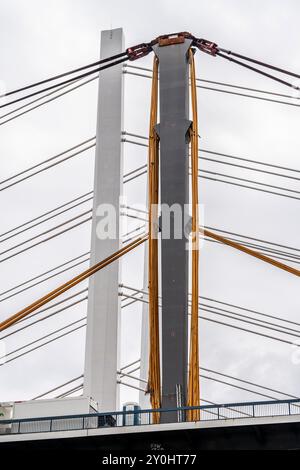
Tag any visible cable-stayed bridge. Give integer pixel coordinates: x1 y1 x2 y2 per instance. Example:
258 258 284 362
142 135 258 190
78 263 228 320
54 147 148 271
0 29 300 452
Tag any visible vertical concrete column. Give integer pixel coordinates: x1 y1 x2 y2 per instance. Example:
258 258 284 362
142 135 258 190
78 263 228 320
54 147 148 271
153 40 192 421
83 28 124 411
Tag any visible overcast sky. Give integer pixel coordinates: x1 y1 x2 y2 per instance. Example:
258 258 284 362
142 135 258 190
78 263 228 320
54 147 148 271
0 0 299 411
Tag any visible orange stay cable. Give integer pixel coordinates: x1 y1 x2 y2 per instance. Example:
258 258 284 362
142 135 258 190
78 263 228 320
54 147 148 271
147 56 161 424
0 235 148 332
202 228 300 278
187 49 200 421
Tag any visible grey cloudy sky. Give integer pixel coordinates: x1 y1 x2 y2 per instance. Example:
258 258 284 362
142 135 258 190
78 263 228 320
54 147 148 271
0 0 299 409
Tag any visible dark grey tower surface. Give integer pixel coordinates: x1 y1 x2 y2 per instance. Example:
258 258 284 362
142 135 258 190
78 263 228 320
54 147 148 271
153 39 192 421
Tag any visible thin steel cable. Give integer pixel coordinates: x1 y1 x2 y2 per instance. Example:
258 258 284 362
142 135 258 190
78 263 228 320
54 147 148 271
0 76 98 126
117 370 147 384
0 297 88 341
120 359 141 370
122 210 299 265
201 232 300 264
201 295 300 329
1 52 127 99
201 169 300 200
0 317 86 361
120 291 297 344
1 161 146 239
199 174 300 201
202 227 300 278
124 367 273 411
0 216 92 263
201 373 297 411
0 323 86 366
199 155 300 182
123 334 296 394
122 224 146 241
123 135 300 178
123 230 146 245
122 214 300 261
123 164 147 178
0 58 128 109
0 197 93 243
200 305 300 338
119 366 141 378
0 235 147 332
204 236 300 266
199 168 300 196
203 233 300 262
196 83 300 107
119 286 300 336
200 314 294 345
123 169 147 184
200 148 300 175
0 79 82 120
199 296 300 334
56 384 84 399
0 214 147 302
125 64 300 100
121 212 147 223
200 374 277 401
218 48 300 80
0 138 95 186
203 233 300 264
124 69 300 108
0 210 92 257
122 137 148 148
216 51 299 91
205 239 300 266
121 295 143 309
15 289 88 325
32 375 84 400
129 215 300 271
0 144 95 192
205 225 300 254
0 256 90 301
120 366 140 378
0 192 93 239
0 253 89 296
121 207 299 264
1 306 294 370
117 380 146 393
120 292 148 307
200 367 299 400
121 290 300 338
32 373 297 406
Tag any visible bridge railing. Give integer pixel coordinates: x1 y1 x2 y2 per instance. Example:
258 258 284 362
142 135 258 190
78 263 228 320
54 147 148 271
1 397 300 435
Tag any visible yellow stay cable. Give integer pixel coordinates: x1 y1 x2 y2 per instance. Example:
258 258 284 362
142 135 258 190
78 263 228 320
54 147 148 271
201 228 300 277
187 49 200 421
0 235 148 332
147 56 161 424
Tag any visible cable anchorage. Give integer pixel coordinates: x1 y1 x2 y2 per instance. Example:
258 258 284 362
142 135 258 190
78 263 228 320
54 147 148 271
192 38 219 56
126 43 153 61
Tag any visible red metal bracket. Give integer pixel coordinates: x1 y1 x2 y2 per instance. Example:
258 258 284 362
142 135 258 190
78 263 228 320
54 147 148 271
153 31 194 47
193 38 219 56
126 34 218 61
126 43 152 61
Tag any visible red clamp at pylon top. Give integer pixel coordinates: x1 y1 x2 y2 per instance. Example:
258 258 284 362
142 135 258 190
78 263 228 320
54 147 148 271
192 38 219 56
154 31 194 47
126 43 152 61
126 34 218 61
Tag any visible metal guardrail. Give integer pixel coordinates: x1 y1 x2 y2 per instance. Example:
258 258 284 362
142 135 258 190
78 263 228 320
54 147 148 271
1 398 300 435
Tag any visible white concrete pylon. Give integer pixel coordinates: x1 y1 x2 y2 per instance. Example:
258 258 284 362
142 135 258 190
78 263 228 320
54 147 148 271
83 28 124 411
